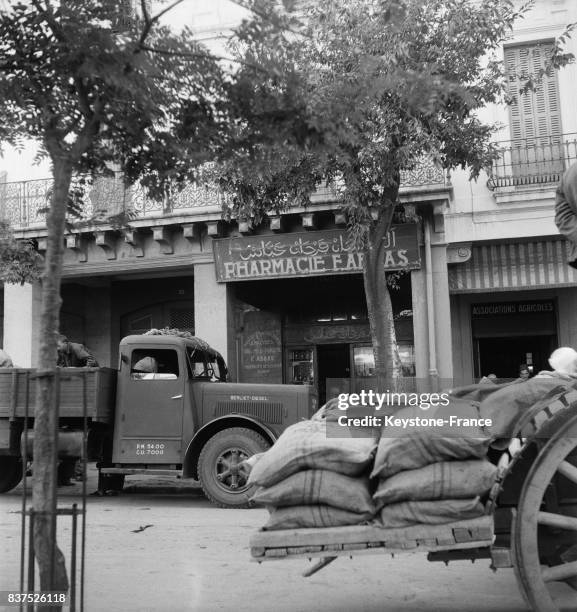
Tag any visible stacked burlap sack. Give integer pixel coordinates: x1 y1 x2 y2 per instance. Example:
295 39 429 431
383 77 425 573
249 397 507 530
247 418 378 530
371 401 497 527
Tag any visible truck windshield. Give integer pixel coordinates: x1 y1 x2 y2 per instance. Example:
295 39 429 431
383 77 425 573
187 348 225 382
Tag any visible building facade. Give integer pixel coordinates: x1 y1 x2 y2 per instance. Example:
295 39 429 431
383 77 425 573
1 0 576 394
446 0 577 381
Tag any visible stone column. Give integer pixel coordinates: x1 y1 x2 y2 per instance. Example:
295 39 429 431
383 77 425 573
3 282 42 367
411 265 429 380
431 241 453 381
194 262 235 378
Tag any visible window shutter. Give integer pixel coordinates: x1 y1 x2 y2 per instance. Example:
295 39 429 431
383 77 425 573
505 43 562 142
504 43 563 183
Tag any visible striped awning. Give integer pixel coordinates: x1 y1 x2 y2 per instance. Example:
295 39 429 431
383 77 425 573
448 239 577 293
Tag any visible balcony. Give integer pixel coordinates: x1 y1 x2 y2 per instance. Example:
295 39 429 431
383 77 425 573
0 157 450 230
487 133 577 190
0 173 226 230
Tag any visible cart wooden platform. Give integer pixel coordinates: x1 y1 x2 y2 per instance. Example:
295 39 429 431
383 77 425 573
251 516 494 561
250 389 577 612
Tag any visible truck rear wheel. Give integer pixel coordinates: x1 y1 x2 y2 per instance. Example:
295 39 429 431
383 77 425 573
0 456 23 493
98 472 125 492
198 428 270 509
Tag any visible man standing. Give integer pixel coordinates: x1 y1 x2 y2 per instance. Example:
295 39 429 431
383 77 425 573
555 161 577 268
56 334 98 367
56 334 98 485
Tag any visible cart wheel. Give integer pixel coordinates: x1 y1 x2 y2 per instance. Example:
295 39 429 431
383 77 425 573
512 409 577 611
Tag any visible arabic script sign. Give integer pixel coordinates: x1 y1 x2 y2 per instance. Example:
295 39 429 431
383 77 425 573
213 225 420 282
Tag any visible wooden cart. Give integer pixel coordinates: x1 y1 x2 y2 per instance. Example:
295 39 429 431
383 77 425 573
250 389 577 612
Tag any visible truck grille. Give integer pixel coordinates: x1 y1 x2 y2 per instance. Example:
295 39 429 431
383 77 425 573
215 401 284 424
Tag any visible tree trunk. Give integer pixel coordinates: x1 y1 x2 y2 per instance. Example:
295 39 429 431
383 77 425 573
32 157 73 606
362 190 402 394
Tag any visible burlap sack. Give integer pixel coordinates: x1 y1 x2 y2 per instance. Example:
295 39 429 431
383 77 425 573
371 402 491 479
373 460 497 507
479 373 574 445
247 420 376 488
448 380 514 402
252 470 375 514
264 504 372 530
378 497 485 528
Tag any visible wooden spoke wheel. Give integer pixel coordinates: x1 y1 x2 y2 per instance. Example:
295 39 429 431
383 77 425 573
512 409 577 611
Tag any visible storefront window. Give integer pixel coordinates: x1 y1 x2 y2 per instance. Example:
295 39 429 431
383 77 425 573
288 348 314 384
353 346 375 377
398 342 416 377
353 343 416 378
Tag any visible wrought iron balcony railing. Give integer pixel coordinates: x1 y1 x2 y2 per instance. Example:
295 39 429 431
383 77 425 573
487 133 577 190
0 157 449 230
0 173 226 229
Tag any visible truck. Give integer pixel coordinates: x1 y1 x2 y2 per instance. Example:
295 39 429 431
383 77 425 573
249 387 577 612
0 333 317 508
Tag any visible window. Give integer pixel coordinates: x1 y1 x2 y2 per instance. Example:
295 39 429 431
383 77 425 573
131 349 179 380
169 307 194 333
504 42 564 184
186 348 226 382
353 346 374 378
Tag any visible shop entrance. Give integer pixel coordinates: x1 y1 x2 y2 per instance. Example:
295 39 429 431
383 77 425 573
471 300 558 380
475 335 556 379
317 343 351 405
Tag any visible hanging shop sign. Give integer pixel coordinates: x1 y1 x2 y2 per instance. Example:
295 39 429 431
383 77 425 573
213 224 420 282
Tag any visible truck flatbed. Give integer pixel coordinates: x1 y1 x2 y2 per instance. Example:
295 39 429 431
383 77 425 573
0 368 116 422
250 515 493 561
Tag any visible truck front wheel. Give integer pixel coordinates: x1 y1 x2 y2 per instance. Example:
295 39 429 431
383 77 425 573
0 456 23 493
198 428 270 509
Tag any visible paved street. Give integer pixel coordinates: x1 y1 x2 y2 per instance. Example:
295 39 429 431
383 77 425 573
1 468 568 612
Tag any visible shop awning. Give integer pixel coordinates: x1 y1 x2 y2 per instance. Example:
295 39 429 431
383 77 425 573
448 239 577 293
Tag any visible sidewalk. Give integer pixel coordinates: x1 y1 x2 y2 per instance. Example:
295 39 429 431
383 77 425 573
13 463 202 498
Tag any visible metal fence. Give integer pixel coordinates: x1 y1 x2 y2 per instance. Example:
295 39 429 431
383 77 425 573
487 133 577 190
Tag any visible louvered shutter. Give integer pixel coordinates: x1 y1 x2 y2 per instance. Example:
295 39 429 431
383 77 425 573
504 43 563 184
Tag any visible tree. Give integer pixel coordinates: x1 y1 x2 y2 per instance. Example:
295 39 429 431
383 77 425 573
218 0 574 388
0 0 229 601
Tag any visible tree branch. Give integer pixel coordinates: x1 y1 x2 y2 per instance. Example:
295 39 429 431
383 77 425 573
31 0 66 42
73 76 93 121
138 44 272 75
138 0 187 47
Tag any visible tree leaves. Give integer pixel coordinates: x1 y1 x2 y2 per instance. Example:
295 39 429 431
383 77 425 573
0 220 42 284
217 0 574 227
0 0 228 193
